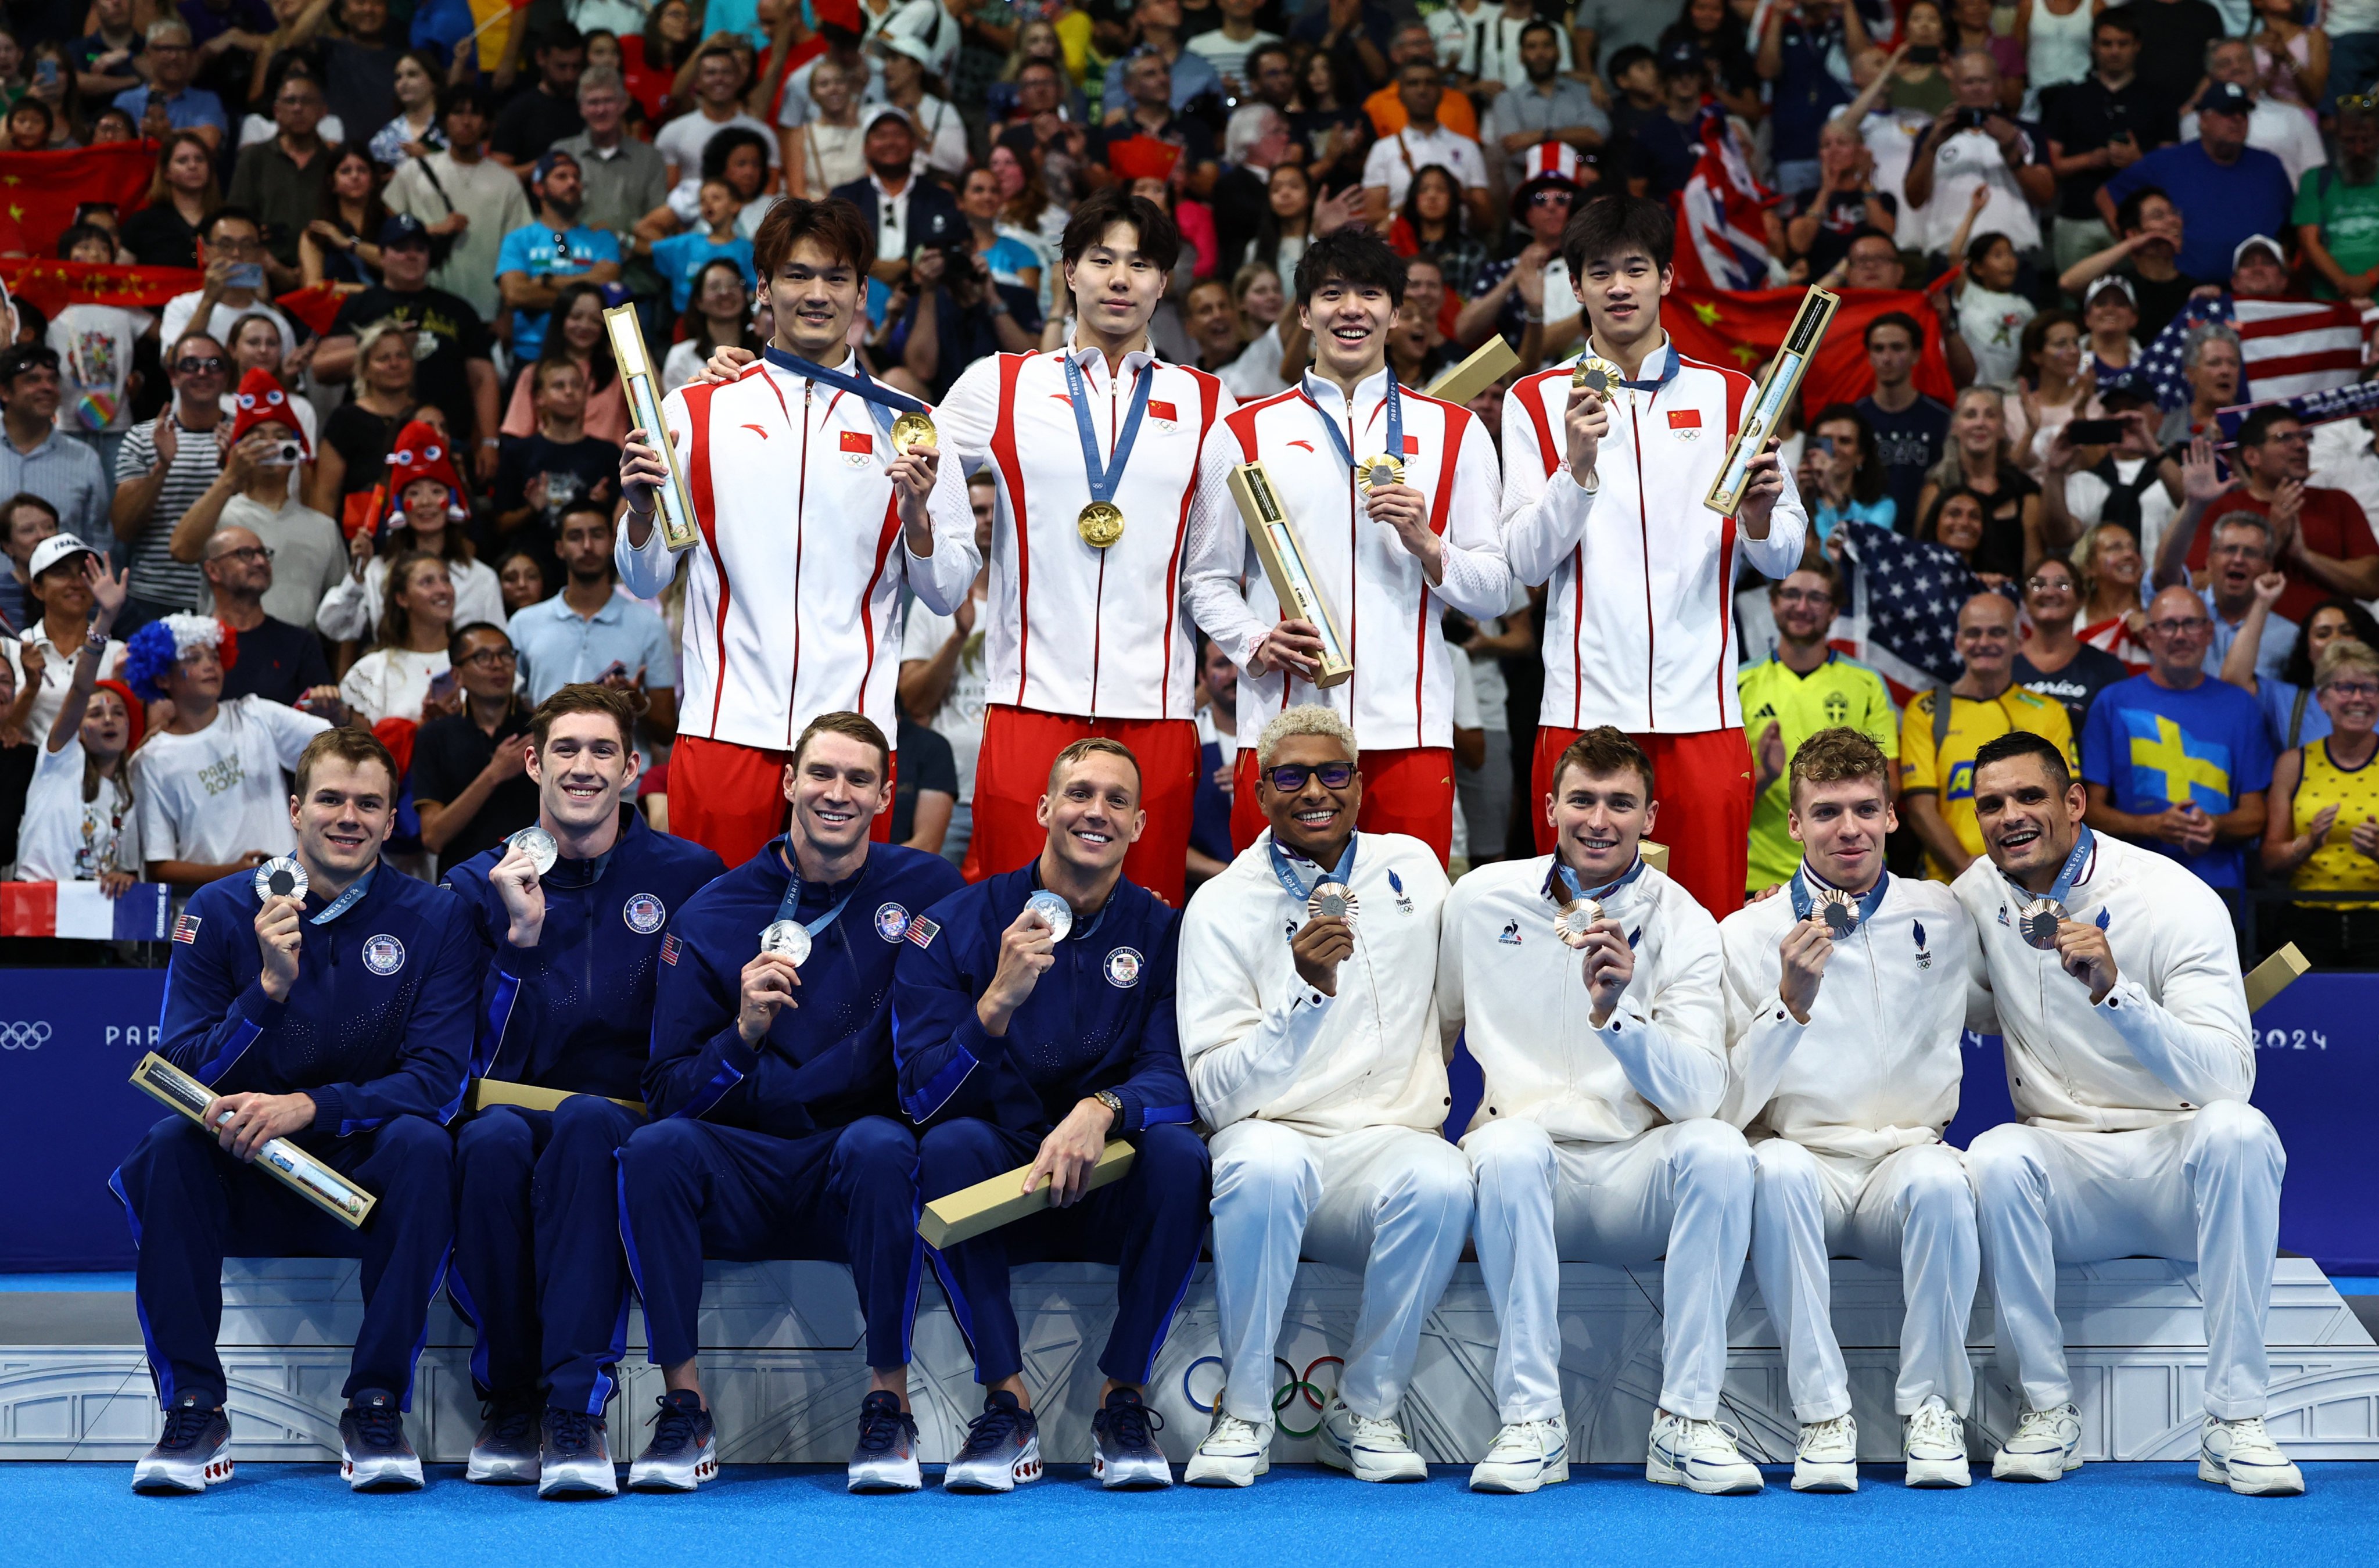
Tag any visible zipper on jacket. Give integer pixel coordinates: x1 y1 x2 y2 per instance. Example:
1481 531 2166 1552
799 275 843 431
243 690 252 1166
1629 394 1653 729
787 383 812 741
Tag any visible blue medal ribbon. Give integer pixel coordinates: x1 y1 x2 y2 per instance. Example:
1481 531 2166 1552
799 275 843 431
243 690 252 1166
1301 371 1402 481
2001 824 2096 911
1271 832 1358 903
308 863 376 927
772 844 861 941
1569 337 1684 396
1062 351 1154 511
760 345 928 439
1545 855 1645 906
1787 862 1890 925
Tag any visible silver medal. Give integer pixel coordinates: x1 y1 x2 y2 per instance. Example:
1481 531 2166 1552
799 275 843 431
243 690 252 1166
1307 881 1358 925
1552 896 1602 948
2018 897 2067 952
508 826 558 876
1813 887 1860 940
1027 890 1074 942
760 919 813 966
253 856 308 902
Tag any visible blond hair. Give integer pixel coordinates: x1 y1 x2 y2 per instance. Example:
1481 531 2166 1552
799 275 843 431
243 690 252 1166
1788 726 1891 805
2315 639 2379 690
1255 704 1358 769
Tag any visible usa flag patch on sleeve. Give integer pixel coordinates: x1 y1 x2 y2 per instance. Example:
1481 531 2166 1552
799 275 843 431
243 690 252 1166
173 914 202 944
906 916 940 949
661 934 681 966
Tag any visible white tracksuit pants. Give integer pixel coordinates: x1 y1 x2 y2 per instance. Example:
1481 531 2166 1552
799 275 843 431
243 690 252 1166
1965 1101 2285 1420
1465 1116 1753 1424
1749 1139 1979 1423
1207 1120 1474 1426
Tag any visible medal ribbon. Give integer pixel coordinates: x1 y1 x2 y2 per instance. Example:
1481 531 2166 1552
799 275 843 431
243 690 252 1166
761 345 929 439
1569 336 1684 395
2000 824 2095 912
772 843 861 939
1062 351 1154 512
1270 831 1358 903
1788 862 1890 925
1300 370 1402 481
1547 855 1645 906
309 863 375 927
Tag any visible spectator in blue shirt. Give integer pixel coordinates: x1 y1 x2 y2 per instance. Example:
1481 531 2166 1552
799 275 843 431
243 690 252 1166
2198 512 2294 688
1754 0 1859 196
2097 81 2292 286
508 503 677 743
646 178 756 313
496 150 624 366
1800 403 1898 544
2216 589 2379 755
1104 0 1228 113
2082 583 2274 889
111 19 226 150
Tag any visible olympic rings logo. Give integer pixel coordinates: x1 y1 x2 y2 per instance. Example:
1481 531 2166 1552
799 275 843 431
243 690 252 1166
0 1022 52 1050
1182 1355 1344 1438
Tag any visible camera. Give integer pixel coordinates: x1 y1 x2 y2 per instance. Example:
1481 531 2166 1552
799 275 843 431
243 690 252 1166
259 440 303 468
1955 107 1991 130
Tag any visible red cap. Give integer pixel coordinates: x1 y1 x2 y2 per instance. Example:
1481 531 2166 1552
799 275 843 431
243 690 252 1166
813 0 862 31
93 677 145 753
228 368 312 458
383 419 465 528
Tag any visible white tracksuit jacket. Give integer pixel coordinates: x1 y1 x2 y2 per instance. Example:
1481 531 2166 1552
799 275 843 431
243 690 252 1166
615 356 979 750
1953 831 2256 1128
1717 872 1986 1160
1437 854 1728 1140
1177 829 1453 1136
1500 338 1809 734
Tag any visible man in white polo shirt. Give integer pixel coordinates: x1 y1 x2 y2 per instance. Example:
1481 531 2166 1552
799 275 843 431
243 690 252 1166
1361 56 1491 233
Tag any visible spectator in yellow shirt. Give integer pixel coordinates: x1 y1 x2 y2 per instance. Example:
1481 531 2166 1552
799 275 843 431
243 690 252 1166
1900 592 2076 880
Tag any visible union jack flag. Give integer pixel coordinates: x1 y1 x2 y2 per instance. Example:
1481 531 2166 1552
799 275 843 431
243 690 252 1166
2131 295 2370 412
1671 110 1778 294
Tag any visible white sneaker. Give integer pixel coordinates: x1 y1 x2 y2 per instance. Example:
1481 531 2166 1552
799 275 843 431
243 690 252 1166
1991 1403 2082 1481
2198 1416 2305 1497
1646 1411 1764 1495
1469 1416 1570 1494
1183 1405 1273 1488
1902 1397 1970 1488
1792 1413 1858 1492
1315 1397 1427 1483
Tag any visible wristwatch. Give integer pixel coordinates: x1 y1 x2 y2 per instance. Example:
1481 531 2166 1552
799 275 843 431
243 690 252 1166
1093 1089 1125 1126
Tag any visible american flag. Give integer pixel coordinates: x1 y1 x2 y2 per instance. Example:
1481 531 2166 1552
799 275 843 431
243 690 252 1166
1671 110 1778 293
2132 296 2369 412
1836 520 2003 704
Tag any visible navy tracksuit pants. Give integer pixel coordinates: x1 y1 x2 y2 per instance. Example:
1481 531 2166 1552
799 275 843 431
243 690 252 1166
921 1120 1210 1387
448 1096 645 1415
618 1114 924 1369
112 1112 456 1411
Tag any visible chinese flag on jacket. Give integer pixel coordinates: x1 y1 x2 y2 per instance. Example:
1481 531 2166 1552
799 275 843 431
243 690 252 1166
1665 286 1958 421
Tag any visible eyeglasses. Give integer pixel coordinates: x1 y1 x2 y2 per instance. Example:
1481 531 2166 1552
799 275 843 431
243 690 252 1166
212 544 274 563
174 356 227 374
457 646 518 668
2144 617 2213 637
2324 680 2379 699
1266 761 1355 792
208 235 263 255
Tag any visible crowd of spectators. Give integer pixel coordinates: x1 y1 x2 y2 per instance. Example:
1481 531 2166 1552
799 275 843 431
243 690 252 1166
5 0 2379 968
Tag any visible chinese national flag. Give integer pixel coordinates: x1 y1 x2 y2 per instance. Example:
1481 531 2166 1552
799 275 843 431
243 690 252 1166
275 283 348 336
0 259 203 318
1666 286 1955 421
0 145 160 260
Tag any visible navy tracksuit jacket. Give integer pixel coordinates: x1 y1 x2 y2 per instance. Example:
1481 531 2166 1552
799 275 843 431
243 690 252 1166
113 862 478 1411
891 864 1210 1386
619 838 966 1370
439 812 724 1412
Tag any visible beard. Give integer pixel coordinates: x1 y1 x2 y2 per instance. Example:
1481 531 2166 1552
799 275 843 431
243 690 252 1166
546 193 583 224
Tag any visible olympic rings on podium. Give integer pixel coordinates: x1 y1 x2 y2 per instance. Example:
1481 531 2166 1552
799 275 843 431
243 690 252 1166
1180 1355 1345 1438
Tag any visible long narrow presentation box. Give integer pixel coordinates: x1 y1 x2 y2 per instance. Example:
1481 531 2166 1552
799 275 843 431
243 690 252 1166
128 1053 376 1229
917 1139 1136 1249
2245 942 2310 1013
1423 336 1520 409
1705 286 1839 516
467 1078 647 1117
605 303 702 552
1230 461 1355 689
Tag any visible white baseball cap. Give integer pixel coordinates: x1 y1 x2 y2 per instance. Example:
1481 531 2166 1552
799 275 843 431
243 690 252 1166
2233 234 2285 270
27 533 98 580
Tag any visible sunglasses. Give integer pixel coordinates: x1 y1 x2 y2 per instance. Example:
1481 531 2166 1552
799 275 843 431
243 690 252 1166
174 356 227 374
1267 761 1355 792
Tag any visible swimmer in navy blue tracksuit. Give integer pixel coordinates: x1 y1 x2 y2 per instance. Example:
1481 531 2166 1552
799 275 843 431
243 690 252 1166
114 733 475 1494
891 739 1210 1491
437 688 726 1494
612 715 966 1493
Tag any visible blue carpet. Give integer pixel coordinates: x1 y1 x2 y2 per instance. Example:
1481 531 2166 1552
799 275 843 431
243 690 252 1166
6 1463 2370 1567
0 1272 134 1292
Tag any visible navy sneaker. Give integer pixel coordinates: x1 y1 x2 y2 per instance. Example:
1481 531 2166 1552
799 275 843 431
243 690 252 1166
539 1406 618 1498
943 1390 1042 1492
1091 1387 1172 1489
627 1390 717 1492
132 1395 232 1494
466 1397 541 1484
339 1389 424 1491
848 1390 922 1492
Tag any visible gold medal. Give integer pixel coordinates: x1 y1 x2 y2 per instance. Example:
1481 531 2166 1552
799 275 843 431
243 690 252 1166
1078 500 1125 548
1355 454 1405 494
1572 356 1621 399
890 410 937 457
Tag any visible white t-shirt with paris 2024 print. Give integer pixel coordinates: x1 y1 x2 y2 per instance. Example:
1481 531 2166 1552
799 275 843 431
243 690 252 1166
131 695 331 868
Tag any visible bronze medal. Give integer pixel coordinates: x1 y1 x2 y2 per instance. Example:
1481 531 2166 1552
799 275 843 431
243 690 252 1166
1812 887 1859 940
1077 500 1125 548
1553 896 1602 949
2018 897 2067 952
1307 881 1358 925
